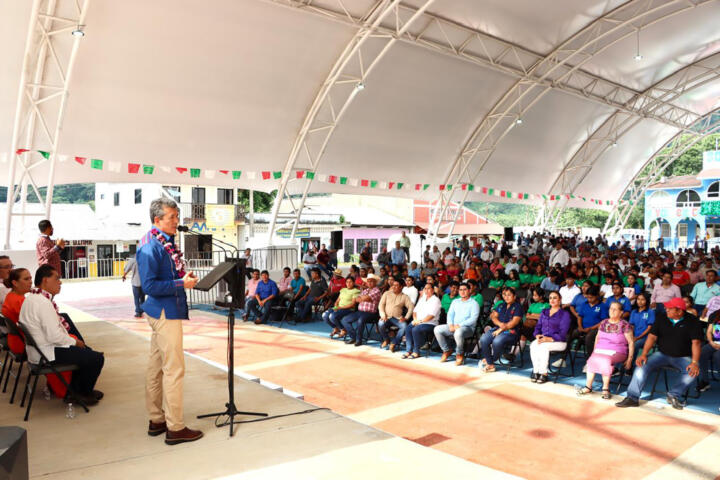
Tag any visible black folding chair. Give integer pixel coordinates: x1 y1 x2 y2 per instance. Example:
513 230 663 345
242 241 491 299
549 331 576 383
0 334 8 387
496 335 525 373
649 365 700 402
2 317 27 404
17 324 88 421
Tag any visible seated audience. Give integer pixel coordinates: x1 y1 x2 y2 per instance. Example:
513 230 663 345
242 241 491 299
323 277 360 338
616 297 703 410
19 264 105 405
529 291 571 383
246 270 278 325
570 285 608 363
604 282 632 319
378 280 415 352
629 292 655 351
2 267 32 354
696 310 720 393
650 271 681 310
683 295 698 317
402 276 418 304
576 302 634 399
295 269 328 322
480 287 523 372
341 275 382 346
434 282 479 366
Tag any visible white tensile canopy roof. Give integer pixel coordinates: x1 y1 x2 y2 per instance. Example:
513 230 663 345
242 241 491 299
1 0 720 216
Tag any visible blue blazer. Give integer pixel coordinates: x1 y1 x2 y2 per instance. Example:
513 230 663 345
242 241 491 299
136 230 188 320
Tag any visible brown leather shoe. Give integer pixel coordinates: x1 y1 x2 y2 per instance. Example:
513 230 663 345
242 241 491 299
381 340 389 349
148 420 167 437
165 427 203 445
389 344 397 353
254 318 263 325
455 354 465 366
440 351 451 362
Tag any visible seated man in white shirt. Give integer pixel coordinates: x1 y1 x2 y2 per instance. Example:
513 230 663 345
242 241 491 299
559 273 581 308
19 264 105 406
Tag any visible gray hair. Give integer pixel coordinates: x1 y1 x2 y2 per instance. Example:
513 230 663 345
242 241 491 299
149 197 179 224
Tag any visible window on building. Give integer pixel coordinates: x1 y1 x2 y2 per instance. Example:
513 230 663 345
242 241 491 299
357 239 378 254
647 190 672 209
661 223 671 238
380 238 389 252
113 192 119 206
676 189 700 208
217 188 233 205
192 187 205 204
162 185 181 201
677 222 688 238
100 193 105 200
134 188 142 204
708 182 720 199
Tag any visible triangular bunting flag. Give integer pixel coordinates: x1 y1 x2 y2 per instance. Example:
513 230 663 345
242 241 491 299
488 188 494 195
439 185 446 191
57 154 68 163
38 150 50 159
143 165 154 175
232 171 241 179
75 156 87 165
370 180 378 188
296 171 304 179
306 171 314 180
176 167 187 174
397 183 403 189
423 184 429 191
361 179 369 187
128 163 140 174
328 175 337 184
204 170 215 179
273 171 282 179
219 170 229 175
415 184 422 190
90 159 103 170
261 171 271 180
160 166 171 173
340 177 347 185
246 171 256 179
349 178 358 187
16 149 29 155
388 182 395 189
190 168 201 178
108 161 121 173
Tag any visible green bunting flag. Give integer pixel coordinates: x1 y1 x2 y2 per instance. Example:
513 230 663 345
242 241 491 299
90 159 103 170
273 171 282 179
38 150 50 159
306 171 315 180
232 171 241 179
397 182 403 189
423 184 429 190
370 180 378 188
143 165 154 174
190 168 200 178
340 177 347 185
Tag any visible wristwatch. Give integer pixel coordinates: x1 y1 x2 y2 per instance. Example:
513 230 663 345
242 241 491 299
691 360 699 365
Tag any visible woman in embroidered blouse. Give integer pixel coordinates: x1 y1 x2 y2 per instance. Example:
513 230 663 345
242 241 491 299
576 301 634 399
529 291 571 383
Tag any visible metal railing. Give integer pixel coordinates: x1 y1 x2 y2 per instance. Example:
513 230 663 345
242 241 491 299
176 203 246 221
61 258 128 280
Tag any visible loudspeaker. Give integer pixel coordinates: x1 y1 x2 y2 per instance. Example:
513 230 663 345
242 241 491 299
330 231 343 250
0 427 28 480
504 227 514 242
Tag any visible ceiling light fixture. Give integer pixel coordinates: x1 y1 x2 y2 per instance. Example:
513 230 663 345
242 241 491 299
355 81 365 91
515 117 523 125
71 25 85 37
634 28 643 61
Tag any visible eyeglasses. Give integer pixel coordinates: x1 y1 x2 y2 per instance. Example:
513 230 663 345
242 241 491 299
0 264 15 269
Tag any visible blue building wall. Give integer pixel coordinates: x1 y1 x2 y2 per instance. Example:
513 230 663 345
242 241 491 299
643 150 720 249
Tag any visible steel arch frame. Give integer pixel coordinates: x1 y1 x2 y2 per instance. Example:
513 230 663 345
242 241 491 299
601 108 720 236
4 0 90 249
538 50 720 230
266 0 437 241
423 0 713 243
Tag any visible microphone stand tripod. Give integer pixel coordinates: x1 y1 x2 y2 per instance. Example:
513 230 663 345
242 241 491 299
194 260 267 437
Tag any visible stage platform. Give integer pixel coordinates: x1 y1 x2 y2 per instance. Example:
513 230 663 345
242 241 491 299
5 284 718 479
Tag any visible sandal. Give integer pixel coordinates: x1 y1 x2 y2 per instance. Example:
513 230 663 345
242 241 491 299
574 385 592 396
602 389 612 400
483 364 496 373
402 352 412 359
410 353 421 359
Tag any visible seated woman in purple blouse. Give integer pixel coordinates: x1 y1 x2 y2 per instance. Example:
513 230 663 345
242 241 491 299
576 301 634 399
529 291 572 384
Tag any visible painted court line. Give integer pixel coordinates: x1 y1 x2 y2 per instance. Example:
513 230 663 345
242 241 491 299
642 429 720 480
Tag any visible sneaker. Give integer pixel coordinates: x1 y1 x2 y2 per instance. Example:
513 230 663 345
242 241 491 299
551 358 566 368
697 380 711 393
666 394 686 410
615 397 639 408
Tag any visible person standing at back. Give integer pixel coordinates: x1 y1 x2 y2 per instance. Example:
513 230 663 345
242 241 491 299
137 198 202 445
36 219 64 275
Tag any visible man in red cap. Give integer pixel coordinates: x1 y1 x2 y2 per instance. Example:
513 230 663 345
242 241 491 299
616 297 703 410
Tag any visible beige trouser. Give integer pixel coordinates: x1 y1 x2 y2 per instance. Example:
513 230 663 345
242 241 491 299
146 311 185 431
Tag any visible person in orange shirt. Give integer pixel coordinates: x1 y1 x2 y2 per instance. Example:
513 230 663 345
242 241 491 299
2 268 32 354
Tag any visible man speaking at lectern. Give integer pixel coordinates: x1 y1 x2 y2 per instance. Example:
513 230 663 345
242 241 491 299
137 198 202 445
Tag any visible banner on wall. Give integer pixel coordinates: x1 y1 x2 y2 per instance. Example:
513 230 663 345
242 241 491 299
277 227 310 238
206 205 235 228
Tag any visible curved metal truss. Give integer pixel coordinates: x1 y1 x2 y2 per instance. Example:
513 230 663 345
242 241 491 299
538 50 720 230
4 0 90 248
266 0 437 240
602 108 720 236
423 0 713 243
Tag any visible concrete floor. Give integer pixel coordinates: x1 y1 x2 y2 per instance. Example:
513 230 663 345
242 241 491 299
0 320 514 479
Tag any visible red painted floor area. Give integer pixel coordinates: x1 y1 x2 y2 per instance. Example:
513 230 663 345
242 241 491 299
375 383 716 480
68 297 720 479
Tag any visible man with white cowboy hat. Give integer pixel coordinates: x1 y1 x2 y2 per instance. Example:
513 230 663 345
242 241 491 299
341 273 382 346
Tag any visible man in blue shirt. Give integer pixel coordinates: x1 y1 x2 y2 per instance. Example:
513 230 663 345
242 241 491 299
568 285 608 366
604 282 631 319
480 287 524 372
390 241 406 267
246 270 278 325
690 269 720 314
137 198 202 445
434 283 479 366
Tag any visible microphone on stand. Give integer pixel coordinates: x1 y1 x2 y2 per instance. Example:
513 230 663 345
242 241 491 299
178 225 239 258
177 225 229 259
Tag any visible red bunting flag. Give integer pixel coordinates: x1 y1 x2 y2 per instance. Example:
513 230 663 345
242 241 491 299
565 194 571 200
296 171 304 179
361 179 369 187
176 167 187 174
388 182 395 189
328 175 337 184
517 193 523 199
415 184 422 190
439 185 446 191
15 149 29 155
128 163 140 174
219 170 229 175
75 156 86 165
262 171 271 180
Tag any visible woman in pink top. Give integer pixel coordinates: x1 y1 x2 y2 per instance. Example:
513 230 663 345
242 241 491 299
575 302 634 400
650 271 681 310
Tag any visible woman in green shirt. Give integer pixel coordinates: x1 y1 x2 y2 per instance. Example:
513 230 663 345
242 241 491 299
504 269 521 290
519 263 533 288
521 287 549 342
489 269 505 289
531 264 546 287
324 277 360 338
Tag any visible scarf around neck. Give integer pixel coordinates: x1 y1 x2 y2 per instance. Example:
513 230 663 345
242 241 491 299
150 227 186 277
30 287 70 332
